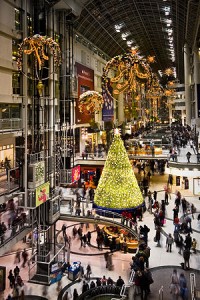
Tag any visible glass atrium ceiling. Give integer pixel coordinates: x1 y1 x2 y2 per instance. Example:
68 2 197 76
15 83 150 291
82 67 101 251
49 0 200 83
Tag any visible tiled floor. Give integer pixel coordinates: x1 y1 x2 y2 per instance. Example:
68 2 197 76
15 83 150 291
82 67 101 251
0 144 200 299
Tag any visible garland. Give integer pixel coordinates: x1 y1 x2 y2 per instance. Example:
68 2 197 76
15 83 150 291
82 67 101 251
79 90 104 114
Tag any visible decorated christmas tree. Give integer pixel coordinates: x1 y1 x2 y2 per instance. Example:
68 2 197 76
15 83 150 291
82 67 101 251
94 133 144 211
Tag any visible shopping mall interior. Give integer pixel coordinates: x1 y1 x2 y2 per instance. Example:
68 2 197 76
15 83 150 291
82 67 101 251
0 0 200 299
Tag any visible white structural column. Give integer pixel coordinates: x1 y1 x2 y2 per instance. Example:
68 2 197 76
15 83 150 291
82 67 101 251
22 0 28 207
117 93 124 124
193 47 200 127
48 8 56 188
184 43 192 126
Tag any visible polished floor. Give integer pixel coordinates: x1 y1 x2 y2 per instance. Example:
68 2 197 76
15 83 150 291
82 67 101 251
0 144 200 299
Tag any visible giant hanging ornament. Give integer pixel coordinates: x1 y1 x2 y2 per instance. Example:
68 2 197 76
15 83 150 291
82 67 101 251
17 34 62 81
102 49 154 100
79 90 104 114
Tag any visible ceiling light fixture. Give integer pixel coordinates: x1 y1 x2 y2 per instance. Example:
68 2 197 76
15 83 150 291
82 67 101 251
121 32 130 40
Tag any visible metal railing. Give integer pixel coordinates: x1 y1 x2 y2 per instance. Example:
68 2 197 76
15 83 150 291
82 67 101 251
60 169 72 184
28 244 65 285
129 270 135 284
60 206 139 240
190 273 195 300
76 286 121 300
0 218 31 248
0 167 20 196
28 151 45 164
0 118 22 131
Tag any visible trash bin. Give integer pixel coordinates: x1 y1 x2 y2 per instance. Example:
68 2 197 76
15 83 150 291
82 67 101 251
185 178 189 189
176 176 180 186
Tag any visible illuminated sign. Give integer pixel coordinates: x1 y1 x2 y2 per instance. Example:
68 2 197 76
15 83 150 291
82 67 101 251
72 165 80 183
35 182 50 207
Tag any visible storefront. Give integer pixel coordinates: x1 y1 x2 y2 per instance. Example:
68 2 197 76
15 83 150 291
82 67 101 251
0 136 15 173
80 129 107 157
80 166 103 188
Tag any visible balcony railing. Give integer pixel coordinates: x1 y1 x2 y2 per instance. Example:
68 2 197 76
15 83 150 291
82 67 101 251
0 118 22 131
0 167 20 196
28 151 45 164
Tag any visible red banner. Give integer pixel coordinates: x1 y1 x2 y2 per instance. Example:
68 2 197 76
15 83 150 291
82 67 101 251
72 165 81 183
75 62 94 124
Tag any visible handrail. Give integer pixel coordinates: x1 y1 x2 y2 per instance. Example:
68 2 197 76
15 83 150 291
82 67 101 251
190 273 196 300
75 285 121 300
0 219 31 248
120 284 130 297
129 270 135 284
60 207 139 239
159 285 163 300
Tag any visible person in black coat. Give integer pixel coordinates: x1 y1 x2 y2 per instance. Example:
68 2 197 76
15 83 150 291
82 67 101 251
183 248 190 270
82 281 89 293
90 281 95 289
140 270 150 300
184 233 192 250
8 270 15 288
73 288 79 300
116 276 125 287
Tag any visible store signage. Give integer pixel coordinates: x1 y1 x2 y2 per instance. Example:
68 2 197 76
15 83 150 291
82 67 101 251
72 165 81 183
35 182 50 207
75 62 94 124
51 262 59 273
102 79 114 121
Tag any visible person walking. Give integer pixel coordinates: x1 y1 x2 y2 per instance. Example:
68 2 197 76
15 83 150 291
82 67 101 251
13 266 20 278
86 264 92 279
14 250 21 264
179 273 188 300
62 224 67 237
184 233 192 251
153 191 157 201
82 281 89 293
164 190 169 205
140 270 150 300
183 248 190 270
166 233 174 252
8 270 15 288
191 238 197 253
116 276 125 288
186 152 191 163
87 231 91 244
21 249 28 268
73 288 79 300
155 225 161 247
170 269 180 300
178 235 184 255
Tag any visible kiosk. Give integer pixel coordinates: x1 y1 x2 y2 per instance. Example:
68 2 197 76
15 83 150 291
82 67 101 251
68 262 81 281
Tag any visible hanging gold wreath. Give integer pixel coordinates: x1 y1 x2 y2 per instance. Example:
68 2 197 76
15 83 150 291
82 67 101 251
79 91 104 114
102 51 153 100
17 34 62 80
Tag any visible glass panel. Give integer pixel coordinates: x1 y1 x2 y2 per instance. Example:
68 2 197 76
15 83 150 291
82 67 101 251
12 72 21 95
15 8 22 31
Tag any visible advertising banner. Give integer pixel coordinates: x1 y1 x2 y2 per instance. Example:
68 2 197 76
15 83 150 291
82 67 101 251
72 165 81 183
193 178 200 195
35 182 50 207
75 62 94 124
102 79 114 121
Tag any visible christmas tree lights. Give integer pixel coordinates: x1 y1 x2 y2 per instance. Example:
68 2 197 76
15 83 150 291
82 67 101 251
94 133 144 210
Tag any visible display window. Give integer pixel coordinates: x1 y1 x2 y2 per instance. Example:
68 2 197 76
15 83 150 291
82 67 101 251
0 144 14 169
